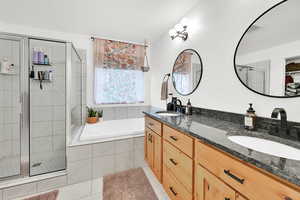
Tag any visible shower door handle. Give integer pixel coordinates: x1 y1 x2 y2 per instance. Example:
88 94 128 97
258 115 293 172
18 96 23 128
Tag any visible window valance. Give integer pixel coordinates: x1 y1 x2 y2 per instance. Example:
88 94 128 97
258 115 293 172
93 38 145 70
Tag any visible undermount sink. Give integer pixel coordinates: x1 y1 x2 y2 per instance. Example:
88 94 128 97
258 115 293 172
155 111 181 117
228 136 300 161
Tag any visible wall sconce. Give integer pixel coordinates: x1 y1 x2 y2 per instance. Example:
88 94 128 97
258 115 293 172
169 18 189 41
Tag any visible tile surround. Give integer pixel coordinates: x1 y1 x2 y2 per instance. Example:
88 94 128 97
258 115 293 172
99 106 150 121
0 136 145 200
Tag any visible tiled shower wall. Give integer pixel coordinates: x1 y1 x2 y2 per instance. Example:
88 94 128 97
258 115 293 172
0 39 21 178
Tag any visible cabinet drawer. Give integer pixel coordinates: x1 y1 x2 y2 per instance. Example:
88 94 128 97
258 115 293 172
195 140 300 200
163 125 193 157
145 117 162 136
163 140 193 192
163 165 192 200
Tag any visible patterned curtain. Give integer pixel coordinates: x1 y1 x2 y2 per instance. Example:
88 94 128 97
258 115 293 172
173 51 192 74
94 38 145 70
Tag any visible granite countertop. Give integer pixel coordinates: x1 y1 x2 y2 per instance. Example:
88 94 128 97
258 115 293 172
143 108 300 187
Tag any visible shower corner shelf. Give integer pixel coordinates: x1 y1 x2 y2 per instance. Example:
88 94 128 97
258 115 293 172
32 63 52 66
0 72 17 75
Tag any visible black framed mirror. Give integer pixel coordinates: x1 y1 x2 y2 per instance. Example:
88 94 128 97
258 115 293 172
234 0 300 98
172 49 203 96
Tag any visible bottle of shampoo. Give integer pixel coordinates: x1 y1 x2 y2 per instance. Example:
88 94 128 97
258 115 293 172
44 55 49 65
38 48 44 64
244 103 256 130
33 48 39 64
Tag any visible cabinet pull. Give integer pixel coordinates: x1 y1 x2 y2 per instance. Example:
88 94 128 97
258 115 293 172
170 136 178 141
149 122 154 126
224 169 244 184
224 198 230 200
284 197 293 200
169 158 178 166
169 187 177 196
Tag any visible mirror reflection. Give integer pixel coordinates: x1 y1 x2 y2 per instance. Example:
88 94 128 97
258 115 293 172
172 49 203 96
235 0 300 97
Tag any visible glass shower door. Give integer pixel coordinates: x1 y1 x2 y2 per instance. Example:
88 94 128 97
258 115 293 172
0 35 23 179
29 39 66 176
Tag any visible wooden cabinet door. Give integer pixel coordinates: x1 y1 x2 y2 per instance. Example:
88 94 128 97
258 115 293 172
195 164 235 200
153 133 162 181
146 129 154 168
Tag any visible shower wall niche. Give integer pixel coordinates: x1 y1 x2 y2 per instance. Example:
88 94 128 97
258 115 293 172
0 33 83 183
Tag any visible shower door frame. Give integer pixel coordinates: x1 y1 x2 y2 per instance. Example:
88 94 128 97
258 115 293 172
0 32 70 184
0 33 30 181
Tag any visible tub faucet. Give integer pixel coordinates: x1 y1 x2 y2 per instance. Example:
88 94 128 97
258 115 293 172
271 108 288 136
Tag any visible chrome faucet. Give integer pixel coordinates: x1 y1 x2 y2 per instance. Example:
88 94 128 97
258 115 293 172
271 108 288 135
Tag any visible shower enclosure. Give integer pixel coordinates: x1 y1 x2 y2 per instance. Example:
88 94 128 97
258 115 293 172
0 32 83 182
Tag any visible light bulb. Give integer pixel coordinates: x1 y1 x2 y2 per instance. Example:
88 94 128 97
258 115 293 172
180 18 189 26
174 24 183 32
169 29 176 37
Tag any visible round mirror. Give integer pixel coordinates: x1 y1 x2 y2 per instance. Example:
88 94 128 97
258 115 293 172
234 0 300 98
172 49 203 96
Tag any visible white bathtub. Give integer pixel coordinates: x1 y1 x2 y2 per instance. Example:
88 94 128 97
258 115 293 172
80 118 145 142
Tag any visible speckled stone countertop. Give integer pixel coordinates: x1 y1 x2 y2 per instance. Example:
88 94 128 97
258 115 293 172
143 108 300 187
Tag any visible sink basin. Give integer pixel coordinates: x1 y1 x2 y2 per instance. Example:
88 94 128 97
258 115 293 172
228 136 300 161
155 111 181 117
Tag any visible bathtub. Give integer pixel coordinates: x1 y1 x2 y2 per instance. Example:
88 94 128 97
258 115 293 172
80 118 145 142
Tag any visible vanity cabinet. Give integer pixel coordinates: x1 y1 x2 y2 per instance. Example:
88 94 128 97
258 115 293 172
145 117 162 181
144 115 300 200
195 140 300 200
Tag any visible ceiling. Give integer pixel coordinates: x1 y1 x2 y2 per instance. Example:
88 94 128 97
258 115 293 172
0 0 200 43
237 0 300 55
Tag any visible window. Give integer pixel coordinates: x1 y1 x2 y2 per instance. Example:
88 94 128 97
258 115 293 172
94 68 144 104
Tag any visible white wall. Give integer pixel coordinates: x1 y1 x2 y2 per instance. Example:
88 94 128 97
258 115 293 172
149 0 300 122
237 39 300 96
0 21 151 107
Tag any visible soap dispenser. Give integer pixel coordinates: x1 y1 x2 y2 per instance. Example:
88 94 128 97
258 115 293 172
185 99 192 115
244 103 256 130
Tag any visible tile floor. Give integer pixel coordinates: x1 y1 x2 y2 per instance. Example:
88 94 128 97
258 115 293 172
15 167 169 200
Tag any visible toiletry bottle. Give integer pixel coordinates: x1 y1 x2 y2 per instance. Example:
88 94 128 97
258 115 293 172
33 48 39 64
38 48 44 64
186 99 192 115
1 58 10 73
44 55 49 65
167 93 174 111
48 70 53 81
245 103 256 130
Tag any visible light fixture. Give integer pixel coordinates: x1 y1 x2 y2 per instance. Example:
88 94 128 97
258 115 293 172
169 18 188 41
